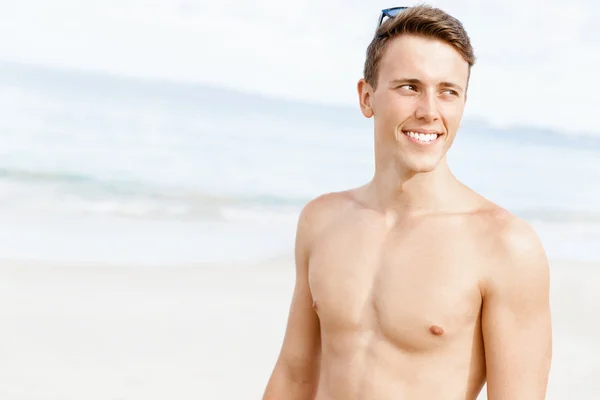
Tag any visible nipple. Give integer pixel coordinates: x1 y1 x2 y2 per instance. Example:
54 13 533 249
312 300 318 312
429 325 444 336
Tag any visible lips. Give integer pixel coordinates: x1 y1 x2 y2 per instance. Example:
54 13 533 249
402 130 440 144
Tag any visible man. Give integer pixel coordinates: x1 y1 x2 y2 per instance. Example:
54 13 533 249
262 5 552 400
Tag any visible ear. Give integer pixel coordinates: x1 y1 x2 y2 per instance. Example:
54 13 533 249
357 78 374 118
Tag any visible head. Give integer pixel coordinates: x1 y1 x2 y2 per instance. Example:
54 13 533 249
357 5 476 175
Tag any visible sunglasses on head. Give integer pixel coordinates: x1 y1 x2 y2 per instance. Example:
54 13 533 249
376 6 409 33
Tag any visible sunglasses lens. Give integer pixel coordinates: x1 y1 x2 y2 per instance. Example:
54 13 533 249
385 7 408 18
376 6 409 34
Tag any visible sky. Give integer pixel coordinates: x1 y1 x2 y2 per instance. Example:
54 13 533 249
0 0 599 135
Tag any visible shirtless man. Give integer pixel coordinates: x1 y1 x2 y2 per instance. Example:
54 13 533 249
262 5 552 400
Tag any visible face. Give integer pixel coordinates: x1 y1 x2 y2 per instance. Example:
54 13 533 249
358 34 469 175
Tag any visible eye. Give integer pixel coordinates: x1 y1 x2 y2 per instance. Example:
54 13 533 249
397 84 417 91
442 89 459 96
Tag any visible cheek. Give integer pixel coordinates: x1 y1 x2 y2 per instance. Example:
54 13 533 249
441 103 465 128
377 94 413 121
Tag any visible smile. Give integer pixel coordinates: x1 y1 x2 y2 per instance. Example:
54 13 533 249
403 130 441 145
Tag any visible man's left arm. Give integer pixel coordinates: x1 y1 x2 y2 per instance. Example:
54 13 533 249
481 217 552 400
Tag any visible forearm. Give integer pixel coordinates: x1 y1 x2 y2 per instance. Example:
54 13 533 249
263 363 318 400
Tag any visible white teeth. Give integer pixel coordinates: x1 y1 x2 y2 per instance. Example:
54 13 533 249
404 131 439 143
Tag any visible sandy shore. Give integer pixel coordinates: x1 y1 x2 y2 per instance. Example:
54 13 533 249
0 257 598 399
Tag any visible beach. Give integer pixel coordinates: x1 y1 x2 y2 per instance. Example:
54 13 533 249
0 257 293 400
1 62 599 399
1 256 598 399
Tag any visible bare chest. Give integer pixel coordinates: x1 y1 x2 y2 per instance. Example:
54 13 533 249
308 217 484 352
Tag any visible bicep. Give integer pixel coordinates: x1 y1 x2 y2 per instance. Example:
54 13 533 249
482 287 552 398
278 265 321 376
482 223 552 399
276 210 321 380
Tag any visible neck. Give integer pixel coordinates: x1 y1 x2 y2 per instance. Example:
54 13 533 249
365 156 462 215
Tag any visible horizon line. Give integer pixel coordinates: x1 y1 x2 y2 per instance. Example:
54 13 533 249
1 58 598 139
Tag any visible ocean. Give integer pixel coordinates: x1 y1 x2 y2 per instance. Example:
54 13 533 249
1 61 599 265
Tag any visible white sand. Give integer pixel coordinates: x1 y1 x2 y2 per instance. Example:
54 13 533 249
0 257 598 399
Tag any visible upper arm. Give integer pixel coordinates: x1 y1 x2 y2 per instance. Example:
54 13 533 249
274 199 324 382
481 217 552 399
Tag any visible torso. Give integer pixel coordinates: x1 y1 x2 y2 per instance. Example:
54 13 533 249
308 188 501 400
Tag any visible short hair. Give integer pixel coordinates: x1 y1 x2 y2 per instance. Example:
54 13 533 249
363 5 476 89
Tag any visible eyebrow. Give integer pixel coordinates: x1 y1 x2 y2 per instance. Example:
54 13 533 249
389 78 464 93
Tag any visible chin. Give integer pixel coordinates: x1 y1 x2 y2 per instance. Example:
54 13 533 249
400 155 441 174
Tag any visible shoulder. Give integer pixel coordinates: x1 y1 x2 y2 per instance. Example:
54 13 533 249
295 190 357 247
472 200 543 256
480 206 550 295
487 207 546 264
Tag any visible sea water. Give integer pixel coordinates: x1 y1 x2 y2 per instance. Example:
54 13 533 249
1 61 599 265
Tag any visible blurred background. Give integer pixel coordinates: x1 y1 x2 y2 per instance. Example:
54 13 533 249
0 1 598 399
1 0 599 265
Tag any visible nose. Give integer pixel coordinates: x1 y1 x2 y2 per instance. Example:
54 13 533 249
415 91 440 123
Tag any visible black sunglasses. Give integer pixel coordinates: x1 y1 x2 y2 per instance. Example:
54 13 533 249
376 6 409 32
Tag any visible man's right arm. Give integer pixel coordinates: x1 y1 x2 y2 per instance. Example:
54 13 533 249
262 201 323 400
